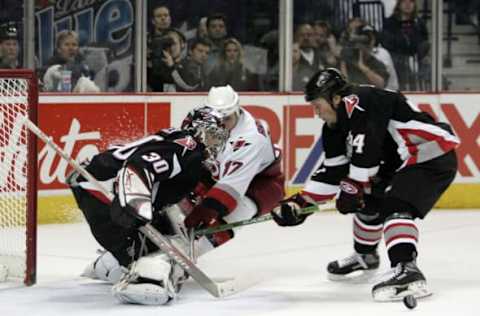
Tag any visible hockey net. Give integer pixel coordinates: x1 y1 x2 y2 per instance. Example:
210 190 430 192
0 69 38 285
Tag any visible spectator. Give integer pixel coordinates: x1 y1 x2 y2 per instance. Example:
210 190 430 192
258 29 279 91
0 24 19 69
295 23 323 70
453 0 480 26
362 24 399 90
173 38 211 91
382 0 429 90
204 13 228 75
148 28 187 91
338 17 366 46
207 37 258 91
42 30 99 92
339 24 390 88
312 20 340 68
187 16 208 53
147 5 173 83
196 17 208 41
292 42 316 91
151 5 172 37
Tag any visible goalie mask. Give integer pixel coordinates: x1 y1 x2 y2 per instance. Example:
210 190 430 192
181 106 229 161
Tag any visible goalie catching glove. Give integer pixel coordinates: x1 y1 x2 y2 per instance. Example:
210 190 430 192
271 193 315 227
110 165 154 229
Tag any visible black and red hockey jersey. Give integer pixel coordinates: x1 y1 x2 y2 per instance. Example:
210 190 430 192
77 128 211 211
302 85 459 201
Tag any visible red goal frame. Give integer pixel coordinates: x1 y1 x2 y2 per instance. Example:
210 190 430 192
0 69 38 285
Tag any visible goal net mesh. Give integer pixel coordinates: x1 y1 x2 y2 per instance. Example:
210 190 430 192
0 77 31 280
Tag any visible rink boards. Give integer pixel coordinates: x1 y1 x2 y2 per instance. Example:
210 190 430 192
31 93 480 223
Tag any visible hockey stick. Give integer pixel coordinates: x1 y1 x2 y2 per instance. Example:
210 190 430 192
195 202 336 236
20 117 237 298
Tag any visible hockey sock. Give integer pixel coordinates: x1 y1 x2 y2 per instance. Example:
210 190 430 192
353 213 383 254
383 213 419 267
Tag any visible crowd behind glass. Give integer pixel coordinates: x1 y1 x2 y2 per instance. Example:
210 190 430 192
0 0 462 93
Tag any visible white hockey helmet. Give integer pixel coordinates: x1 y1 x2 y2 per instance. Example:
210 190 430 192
204 85 240 116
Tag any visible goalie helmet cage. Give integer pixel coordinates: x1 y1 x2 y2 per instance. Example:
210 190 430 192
0 69 38 286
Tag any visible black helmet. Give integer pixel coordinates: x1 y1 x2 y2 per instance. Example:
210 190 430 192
0 24 17 42
304 68 347 102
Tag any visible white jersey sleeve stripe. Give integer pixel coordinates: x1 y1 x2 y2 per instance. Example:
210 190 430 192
324 155 349 167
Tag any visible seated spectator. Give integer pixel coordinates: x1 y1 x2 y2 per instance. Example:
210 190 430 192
453 0 480 26
292 41 316 91
312 20 340 68
381 0 429 90
339 24 390 88
338 17 366 47
295 23 323 70
42 30 99 92
148 28 187 92
173 38 211 91
196 17 208 41
258 29 279 91
204 13 228 76
207 37 258 91
0 24 19 69
362 24 399 90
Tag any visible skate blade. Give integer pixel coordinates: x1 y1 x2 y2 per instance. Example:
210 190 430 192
327 269 378 284
372 280 432 302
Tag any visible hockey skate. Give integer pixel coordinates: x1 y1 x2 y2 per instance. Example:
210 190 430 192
327 252 380 282
372 261 431 301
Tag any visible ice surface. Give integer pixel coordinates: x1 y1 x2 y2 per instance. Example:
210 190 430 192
0 210 479 316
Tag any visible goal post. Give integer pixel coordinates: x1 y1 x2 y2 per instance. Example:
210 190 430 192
0 69 38 286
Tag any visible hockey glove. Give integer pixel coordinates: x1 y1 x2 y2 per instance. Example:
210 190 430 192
184 204 220 229
336 178 365 214
271 193 314 227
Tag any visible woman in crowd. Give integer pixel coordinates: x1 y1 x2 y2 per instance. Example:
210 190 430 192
381 0 430 91
207 37 258 91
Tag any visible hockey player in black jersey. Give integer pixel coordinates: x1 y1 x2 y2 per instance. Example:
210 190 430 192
67 107 228 304
272 68 459 301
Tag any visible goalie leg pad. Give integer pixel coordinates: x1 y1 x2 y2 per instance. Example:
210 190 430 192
82 251 127 284
112 252 187 305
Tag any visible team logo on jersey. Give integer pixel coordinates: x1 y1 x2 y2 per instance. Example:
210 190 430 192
340 180 359 194
230 138 251 152
343 94 364 118
174 136 197 150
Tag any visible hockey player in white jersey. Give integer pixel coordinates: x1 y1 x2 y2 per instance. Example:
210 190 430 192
183 85 284 249
108 85 285 305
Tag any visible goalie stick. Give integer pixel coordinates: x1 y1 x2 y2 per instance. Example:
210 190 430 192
20 116 238 298
195 202 336 236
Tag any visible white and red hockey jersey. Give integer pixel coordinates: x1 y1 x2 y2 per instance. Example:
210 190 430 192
202 108 278 216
